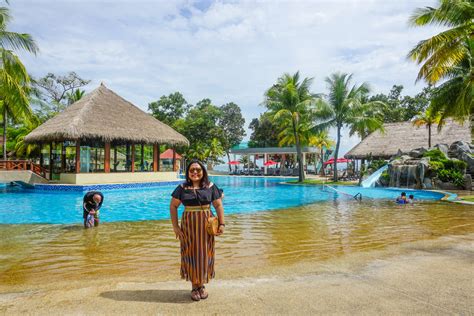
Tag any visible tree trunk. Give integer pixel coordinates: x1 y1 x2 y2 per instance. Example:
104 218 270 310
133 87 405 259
333 125 341 182
2 107 7 160
226 151 232 172
428 123 431 148
320 147 325 176
358 158 365 186
293 119 305 182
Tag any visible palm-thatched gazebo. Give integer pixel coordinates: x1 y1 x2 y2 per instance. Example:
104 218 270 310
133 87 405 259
24 83 189 184
345 120 471 159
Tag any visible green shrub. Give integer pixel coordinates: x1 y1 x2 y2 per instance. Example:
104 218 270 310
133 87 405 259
423 149 446 161
429 160 444 171
442 159 467 172
379 170 390 182
437 169 465 187
368 159 387 172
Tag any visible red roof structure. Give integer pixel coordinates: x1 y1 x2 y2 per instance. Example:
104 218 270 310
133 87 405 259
160 149 182 159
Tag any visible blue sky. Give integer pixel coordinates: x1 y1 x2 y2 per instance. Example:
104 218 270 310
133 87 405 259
11 0 441 155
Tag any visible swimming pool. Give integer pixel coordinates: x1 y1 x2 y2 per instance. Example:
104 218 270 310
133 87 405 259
0 177 446 224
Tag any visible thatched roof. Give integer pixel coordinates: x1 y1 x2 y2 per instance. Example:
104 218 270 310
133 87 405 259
25 83 189 146
345 120 471 159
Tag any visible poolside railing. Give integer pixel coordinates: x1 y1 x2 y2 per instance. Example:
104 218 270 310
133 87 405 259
0 160 48 179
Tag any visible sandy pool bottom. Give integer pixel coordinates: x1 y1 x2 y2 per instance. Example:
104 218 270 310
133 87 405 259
1 233 473 315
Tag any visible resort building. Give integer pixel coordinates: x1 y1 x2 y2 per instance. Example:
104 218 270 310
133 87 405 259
23 83 189 184
230 145 321 176
345 120 471 159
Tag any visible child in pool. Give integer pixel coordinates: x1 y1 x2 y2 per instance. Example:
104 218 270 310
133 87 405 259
396 192 408 204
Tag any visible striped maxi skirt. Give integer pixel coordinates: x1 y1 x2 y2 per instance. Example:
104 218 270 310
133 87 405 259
180 205 215 284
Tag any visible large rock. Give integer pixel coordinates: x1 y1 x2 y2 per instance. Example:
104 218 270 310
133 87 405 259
450 141 472 155
423 177 433 189
433 144 449 157
460 152 474 172
463 174 472 190
435 179 460 190
409 147 428 158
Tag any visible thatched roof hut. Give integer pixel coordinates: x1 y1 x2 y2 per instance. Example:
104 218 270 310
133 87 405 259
25 83 189 146
345 120 471 159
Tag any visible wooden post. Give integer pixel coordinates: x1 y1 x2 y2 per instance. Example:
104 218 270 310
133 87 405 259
131 144 135 172
39 144 44 169
172 147 176 172
75 142 81 173
140 144 144 171
153 144 158 172
113 147 117 172
157 144 161 171
49 142 53 180
104 142 111 173
61 142 66 173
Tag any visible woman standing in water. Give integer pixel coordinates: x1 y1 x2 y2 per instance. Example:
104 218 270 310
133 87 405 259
170 159 225 301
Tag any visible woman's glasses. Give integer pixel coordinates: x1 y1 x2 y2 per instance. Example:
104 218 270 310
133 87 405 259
189 167 202 174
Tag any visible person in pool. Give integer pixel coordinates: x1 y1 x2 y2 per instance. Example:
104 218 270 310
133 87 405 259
407 194 415 204
83 191 104 228
396 192 408 204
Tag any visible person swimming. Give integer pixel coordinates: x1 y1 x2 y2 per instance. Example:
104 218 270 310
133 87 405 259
396 192 408 204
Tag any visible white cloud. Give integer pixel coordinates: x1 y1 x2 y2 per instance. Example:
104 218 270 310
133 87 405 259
11 0 443 155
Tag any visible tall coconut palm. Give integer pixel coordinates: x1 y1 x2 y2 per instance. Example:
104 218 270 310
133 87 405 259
313 73 384 181
0 50 33 159
408 0 473 128
0 5 38 158
412 108 442 148
265 71 316 182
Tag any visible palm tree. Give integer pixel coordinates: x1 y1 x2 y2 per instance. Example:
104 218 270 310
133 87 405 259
66 88 85 105
308 130 334 176
0 5 38 158
412 108 442 148
348 98 385 185
265 71 316 182
408 0 473 128
314 73 384 181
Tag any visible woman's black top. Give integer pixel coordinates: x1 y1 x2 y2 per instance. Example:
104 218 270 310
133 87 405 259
171 182 222 206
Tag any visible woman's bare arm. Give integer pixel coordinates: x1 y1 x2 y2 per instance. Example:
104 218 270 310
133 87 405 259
170 197 183 239
212 198 225 235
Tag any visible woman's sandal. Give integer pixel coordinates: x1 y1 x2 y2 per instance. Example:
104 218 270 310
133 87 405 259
198 286 208 299
191 288 201 301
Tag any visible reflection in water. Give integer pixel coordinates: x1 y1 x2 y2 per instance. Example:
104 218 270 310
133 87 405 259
1 200 473 290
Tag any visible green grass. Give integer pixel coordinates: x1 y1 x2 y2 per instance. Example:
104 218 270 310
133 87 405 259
286 179 357 186
460 195 474 202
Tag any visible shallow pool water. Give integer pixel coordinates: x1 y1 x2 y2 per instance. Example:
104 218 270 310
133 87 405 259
1 199 472 290
0 177 445 224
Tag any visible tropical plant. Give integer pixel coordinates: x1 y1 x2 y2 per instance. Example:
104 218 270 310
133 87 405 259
313 73 384 181
412 108 443 148
217 102 246 172
148 91 190 127
0 5 38 158
308 130 334 175
66 88 85 105
248 113 279 148
265 71 316 182
9 120 40 157
408 0 474 128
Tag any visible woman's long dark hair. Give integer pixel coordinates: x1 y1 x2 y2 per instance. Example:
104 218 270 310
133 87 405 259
184 159 210 188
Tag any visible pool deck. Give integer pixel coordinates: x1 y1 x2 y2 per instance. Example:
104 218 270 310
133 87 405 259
1 233 472 315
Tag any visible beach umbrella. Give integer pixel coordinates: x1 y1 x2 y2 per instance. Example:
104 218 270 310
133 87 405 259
264 160 278 166
323 158 351 165
228 160 240 165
